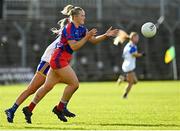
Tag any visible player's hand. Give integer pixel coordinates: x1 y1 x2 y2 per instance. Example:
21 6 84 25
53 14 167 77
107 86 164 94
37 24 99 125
141 52 146 57
85 28 97 40
105 26 119 37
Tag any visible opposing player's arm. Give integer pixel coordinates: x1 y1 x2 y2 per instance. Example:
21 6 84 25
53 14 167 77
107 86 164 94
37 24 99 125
68 28 97 51
132 52 143 58
130 46 144 57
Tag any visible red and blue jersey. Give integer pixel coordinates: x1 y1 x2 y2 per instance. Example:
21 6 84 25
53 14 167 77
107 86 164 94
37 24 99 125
57 22 87 50
50 22 87 69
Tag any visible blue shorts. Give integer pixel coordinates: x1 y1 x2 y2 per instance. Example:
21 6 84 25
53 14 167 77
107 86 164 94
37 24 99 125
36 61 50 77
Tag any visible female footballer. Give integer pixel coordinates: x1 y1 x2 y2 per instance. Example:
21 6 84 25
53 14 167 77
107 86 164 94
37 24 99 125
21 5 118 123
116 31 144 98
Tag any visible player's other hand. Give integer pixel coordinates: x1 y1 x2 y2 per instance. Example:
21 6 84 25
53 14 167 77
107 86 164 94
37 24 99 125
85 28 97 40
105 26 119 37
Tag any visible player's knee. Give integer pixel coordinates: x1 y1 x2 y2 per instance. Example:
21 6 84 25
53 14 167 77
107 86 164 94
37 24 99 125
134 80 138 84
128 80 134 85
26 88 36 95
73 83 79 90
29 89 36 95
43 84 54 92
70 81 79 90
133 78 138 84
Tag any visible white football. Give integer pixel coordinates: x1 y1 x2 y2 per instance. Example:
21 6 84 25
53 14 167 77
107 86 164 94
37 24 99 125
141 22 157 38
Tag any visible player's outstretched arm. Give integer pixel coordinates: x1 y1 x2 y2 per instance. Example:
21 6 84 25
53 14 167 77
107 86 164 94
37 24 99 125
89 27 119 45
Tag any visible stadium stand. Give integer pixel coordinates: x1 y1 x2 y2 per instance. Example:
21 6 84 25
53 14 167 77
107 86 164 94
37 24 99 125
0 0 180 83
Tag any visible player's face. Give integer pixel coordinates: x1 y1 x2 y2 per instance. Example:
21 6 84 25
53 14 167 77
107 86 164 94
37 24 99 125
76 10 86 25
133 35 139 44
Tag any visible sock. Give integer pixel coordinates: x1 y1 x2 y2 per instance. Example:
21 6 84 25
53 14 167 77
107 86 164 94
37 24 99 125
11 103 19 113
57 101 67 111
64 101 69 109
28 102 36 112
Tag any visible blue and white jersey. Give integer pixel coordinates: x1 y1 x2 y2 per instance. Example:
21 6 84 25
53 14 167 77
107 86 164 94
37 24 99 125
41 36 60 63
122 42 137 72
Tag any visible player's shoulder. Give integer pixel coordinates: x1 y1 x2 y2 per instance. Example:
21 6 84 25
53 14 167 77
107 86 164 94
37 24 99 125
79 25 87 30
64 22 73 30
128 42 136 48
79 24 86 28
78 25 87 32
125 42 131 48
62 22 73 34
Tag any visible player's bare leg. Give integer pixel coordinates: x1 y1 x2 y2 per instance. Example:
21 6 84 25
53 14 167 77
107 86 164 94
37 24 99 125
22 69 61 123
5 73 45 123
53 65 79 121
123 72 134 98
117 75 125 86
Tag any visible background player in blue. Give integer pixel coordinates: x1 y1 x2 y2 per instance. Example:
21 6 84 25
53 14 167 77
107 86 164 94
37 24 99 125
22 5 119 123
117 32 145 98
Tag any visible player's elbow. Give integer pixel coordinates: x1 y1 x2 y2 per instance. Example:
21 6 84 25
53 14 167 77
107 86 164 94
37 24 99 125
89 40 97 44
70 47 78 51
70 45 79 51
89 38 99 45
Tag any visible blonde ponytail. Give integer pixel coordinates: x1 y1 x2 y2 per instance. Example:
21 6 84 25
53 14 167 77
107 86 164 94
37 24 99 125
61 5 74 16
57 18 69 28
51 27 60 34
114 30 138 45
51 18 70 34
51 5 84 34
114 30 129 45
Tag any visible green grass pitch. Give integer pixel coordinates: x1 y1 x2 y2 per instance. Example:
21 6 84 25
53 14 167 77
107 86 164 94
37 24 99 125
0 81 180 130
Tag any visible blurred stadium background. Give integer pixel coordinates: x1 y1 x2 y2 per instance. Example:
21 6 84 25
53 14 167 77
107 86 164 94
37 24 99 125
0 0 180 84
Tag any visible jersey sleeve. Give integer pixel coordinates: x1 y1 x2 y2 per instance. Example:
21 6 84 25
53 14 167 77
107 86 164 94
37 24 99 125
129 46 137 54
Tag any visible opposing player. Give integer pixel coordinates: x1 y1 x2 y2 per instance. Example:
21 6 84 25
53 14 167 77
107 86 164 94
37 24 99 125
4 37 58 123
116 31 145 98
22 5 118 123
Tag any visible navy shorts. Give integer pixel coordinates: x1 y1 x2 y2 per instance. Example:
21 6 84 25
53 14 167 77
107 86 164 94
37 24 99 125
36 61 50 77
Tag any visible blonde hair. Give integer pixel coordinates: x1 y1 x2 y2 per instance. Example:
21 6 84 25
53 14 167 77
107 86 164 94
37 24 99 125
129 32 138 40
61 5 83 17
114 30 138 45
51 5 84 34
